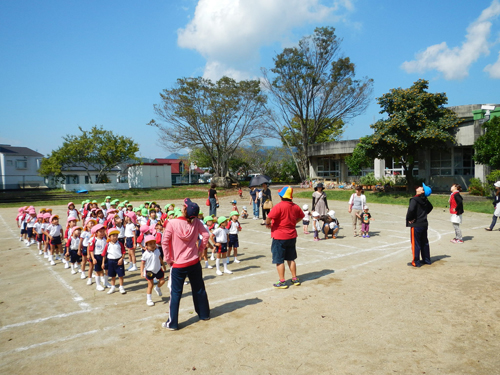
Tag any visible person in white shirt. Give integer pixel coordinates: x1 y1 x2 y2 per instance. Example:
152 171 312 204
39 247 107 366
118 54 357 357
302 204 311 234
209 217 232 276
25 209 37 246
141 235 166 306
34 214 44 254
66 226 82 274
101 228 127 295
88 224 107 291
79 218 96 283
43 215 63 266
227 211 242 264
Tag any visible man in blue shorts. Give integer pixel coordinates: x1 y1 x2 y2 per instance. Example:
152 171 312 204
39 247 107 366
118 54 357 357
265 186 304 289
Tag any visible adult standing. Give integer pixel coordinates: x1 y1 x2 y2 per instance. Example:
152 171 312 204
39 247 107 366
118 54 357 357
312 183 328 216
266 186 304 289
260 182 272 225
249 186 261 220
406 183 433 267
485 181 500 231
449 183 464 243
208 183 219 217
161 198 210 330
348 186 366 237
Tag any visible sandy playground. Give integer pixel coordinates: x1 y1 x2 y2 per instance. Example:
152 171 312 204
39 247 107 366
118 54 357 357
0 194 499 375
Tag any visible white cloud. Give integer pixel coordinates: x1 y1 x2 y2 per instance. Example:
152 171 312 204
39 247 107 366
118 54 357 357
177 0 354 80
401 0 500 80
484 51 500 78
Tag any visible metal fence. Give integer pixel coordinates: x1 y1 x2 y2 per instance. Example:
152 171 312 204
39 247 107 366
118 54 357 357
0 175 48 190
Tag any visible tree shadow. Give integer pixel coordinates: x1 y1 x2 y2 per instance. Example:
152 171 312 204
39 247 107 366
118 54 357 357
179 297 263 328
231 265 260 273
300 269 335 282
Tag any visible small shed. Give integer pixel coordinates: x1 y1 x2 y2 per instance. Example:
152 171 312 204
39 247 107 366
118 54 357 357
128 163 172 189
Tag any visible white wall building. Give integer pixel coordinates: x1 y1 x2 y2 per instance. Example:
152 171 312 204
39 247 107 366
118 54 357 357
0 145 44 190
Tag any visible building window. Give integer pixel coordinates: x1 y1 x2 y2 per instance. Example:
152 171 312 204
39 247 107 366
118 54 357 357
6 160 13 166
317 158 340 178
454 147 473 176
431 150 452 176
85 176 90 184
384 158 418 176
65 175 79 184
16 159 28 169
36 159 42 170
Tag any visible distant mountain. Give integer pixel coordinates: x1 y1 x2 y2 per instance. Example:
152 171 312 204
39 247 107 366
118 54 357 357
165 153 188 159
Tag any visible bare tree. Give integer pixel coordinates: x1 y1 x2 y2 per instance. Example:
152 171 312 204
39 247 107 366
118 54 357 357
148 76 269 177
262 27 373 180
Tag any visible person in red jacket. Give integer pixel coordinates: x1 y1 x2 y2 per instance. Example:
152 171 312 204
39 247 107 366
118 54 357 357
265 186 305 289
161 198 210 330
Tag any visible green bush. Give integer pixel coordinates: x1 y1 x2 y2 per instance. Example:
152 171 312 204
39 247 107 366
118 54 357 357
468 177 487 196
360 173 377 185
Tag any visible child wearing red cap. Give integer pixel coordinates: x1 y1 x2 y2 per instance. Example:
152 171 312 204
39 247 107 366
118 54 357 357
88 224 107 291
25 209 37 247
66 226 82 274
43 215 63 266
34 214 44 254
79 218 96 283
101 228 127 294
67 202 80 222
141 235 166 306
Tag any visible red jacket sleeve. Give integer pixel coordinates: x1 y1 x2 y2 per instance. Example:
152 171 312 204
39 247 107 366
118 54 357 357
88 238 95 252
120 242 126 254
101 243 109 257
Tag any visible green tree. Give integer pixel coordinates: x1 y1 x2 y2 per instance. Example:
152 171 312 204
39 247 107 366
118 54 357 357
148 76 269 177
350 79 461 191
473 116 500 169
262 26 373 180
38 126 139 183
345 136 373 176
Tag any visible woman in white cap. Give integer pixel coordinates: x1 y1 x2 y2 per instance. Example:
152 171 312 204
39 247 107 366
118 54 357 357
485 181 500 231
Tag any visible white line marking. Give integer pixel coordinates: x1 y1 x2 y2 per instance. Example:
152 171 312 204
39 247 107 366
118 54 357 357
0 309 97 332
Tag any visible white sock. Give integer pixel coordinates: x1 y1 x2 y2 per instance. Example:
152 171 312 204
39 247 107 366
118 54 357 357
234 257 238 262
205 260 209 267
49 255 53 262
71 264 75 270
147 294 152 301
95 276 101 285
223 262 229 271
215 258 220 271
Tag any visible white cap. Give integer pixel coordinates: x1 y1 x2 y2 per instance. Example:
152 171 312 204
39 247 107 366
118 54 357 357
328 210 336 219
494 181 500 188
302 204 309 210
312 211 320 217
364 205 369 210
242 206 247 210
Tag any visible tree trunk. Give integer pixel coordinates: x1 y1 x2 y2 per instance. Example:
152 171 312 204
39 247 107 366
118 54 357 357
404 161 415 193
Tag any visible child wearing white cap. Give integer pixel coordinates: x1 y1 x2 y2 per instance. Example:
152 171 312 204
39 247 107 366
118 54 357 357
312 211 321 241
302 204 311 234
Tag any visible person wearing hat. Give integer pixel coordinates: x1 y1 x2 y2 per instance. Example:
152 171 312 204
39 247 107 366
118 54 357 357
324 210 340 239
485 181 500 231
210 216 232 275
161 198 210 330
265 186 304 288
43 215 63 266
240 205 248 219
66 226 83 274
312 182 329 217
141 235 167 306
406 183 434 267
260 182 272 225
67 202 81 222
227 211 242 264
79 218 96 282
88 224 108 291
101 228 127 294
105 196 112 210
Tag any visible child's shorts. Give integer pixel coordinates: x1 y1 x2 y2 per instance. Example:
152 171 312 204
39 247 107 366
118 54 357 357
145 268 164 281
118 237 125 245
228 234 239 248
27 227 34 237
361 223 370 232
81 246 87 256
69 249 79 263
94 254 104 272
125 237 134 249
21 222 27 234
215 243 227 254
107 258 125 277
302 220 310 226
36 234 43 242
50 236 62 245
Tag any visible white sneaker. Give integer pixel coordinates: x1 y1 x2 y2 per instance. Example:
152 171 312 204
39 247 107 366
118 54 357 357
38 250 42 255
234 258 241 263
216 270 223 276
19 237 23 241
107 286 116 294
86 278 92 285
96 284 105 291
30 240 36 245
154 286 162 296
71 269 77 275
50 261 56 266
81 273 87 279
43 253 48 258
64 263 70 269
119 286 126 294
147 300 155 306
224 268 233 274
128 266 138 271
205 264 213 269
210 255 215 261
124 260 128 265
104 280 112 288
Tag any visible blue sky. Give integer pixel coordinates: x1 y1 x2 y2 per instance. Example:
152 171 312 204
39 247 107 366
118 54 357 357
1 0 499 159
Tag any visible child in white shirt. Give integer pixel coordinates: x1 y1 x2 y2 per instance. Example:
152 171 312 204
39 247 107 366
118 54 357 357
312 211 321 242
43 215 63 266
101 228 127 294
34 214 44 254
141 235 166 306
66 226 82 274
302 204 311 234
227 211 242 264
210 217 232 276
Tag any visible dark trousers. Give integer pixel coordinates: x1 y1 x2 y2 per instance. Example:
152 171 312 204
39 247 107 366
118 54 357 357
410 226 431 266
209 198 217 217
262 208 270 220
165 262 210 329
489 215 497 230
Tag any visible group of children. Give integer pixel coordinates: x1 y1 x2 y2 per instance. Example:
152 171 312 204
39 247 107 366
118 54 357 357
301 204 373 240
15 196 247 306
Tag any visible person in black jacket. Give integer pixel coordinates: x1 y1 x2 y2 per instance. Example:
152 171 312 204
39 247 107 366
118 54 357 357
485 181 500 231
406 183 433 267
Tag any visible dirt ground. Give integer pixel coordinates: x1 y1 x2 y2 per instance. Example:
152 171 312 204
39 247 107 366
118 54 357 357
0 192 499 375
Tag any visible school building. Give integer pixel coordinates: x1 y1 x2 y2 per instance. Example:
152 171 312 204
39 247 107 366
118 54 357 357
308 104 500 191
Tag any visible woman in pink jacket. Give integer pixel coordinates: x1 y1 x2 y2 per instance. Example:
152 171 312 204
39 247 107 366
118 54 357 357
161 198 210 330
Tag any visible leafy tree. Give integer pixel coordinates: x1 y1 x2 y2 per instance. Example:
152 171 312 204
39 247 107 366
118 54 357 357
262 26 373 180
473 116 500 169
350 79 461 191
38 126 139 183
148 76 269 177
345 136 374 176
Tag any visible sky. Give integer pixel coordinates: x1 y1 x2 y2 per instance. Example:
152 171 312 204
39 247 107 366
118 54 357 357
1 0 500 159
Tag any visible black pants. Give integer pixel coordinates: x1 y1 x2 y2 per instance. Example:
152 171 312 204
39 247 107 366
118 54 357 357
262 208 270 220
410 226 431 266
